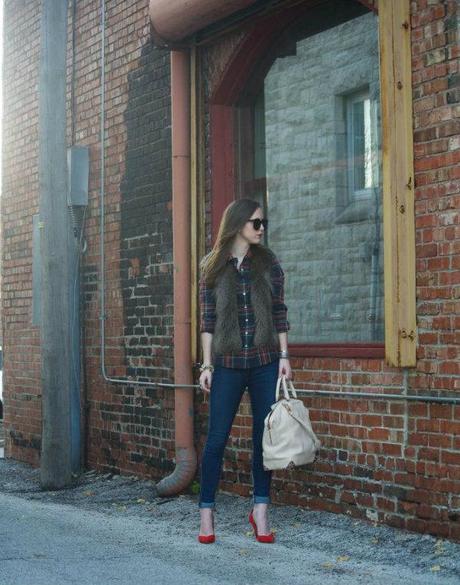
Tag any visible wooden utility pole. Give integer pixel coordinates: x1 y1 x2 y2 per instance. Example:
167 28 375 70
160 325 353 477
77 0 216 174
39 0 72 489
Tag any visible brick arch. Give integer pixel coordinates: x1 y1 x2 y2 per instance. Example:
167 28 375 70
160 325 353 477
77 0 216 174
212 1 377 105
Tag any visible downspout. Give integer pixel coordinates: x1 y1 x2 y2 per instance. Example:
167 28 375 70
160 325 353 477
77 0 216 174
156 51 197 495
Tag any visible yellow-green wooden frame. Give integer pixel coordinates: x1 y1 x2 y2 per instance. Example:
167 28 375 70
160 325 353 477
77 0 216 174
379 0 417 367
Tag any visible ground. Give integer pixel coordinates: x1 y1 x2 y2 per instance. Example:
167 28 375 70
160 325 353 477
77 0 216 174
0 458 459 585
0 419 4 458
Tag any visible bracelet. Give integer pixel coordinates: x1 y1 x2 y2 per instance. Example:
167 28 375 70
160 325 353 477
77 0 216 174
279 351 290 359
199 363 214 373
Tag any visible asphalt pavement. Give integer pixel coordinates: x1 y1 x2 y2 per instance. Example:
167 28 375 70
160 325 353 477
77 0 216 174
0 458 459 585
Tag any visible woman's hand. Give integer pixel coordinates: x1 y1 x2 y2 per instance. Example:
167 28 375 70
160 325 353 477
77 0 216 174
199 370 213 393
279 358 292 380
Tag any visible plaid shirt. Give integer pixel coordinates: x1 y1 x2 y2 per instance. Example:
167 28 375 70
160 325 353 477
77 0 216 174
199 249 289 369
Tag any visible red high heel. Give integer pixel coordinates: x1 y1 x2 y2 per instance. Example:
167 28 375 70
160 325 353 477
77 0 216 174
198 511 215 544
198 533 215 544
249 510 275 543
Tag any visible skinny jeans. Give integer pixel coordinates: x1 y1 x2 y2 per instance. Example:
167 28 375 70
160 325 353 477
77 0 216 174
199 359 279 508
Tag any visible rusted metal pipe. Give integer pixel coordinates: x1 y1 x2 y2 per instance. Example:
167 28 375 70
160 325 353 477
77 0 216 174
149 0 257 43
156 50 197 496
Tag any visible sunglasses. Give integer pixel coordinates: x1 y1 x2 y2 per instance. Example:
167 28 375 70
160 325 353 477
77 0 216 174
248 218 268 231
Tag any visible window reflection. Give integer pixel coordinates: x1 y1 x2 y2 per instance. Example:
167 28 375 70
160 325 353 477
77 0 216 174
347 91 374 198
238 7 384 344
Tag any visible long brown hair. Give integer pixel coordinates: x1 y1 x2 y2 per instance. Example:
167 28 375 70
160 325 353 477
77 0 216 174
200 198 261 287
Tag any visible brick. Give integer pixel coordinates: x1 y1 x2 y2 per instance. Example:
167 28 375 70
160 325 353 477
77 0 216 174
441 451 460 465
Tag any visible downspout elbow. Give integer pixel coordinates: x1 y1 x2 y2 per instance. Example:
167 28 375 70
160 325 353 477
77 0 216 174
156 447 197 496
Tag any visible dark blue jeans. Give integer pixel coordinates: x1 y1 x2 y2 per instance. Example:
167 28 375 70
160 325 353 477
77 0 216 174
199 359 279 508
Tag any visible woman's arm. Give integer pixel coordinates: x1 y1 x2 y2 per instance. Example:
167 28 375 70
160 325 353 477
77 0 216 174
270 256 292 379
278 331 292 380
278 331 288 353
201 332 213 366
199 332 214 393
199 274 216 393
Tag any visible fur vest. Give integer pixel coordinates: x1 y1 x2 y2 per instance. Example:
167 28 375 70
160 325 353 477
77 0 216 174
210 246 279 356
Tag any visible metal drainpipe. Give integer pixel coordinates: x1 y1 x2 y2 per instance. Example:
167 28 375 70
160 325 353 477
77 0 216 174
156 50 197 495
148 0 258 44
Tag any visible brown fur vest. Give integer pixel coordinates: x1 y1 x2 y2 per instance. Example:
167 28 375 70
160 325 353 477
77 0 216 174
211 246 279 356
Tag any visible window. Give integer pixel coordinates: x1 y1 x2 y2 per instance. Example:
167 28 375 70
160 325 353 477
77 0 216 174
236 7 384 345
346 89 375 201
209 0 416 364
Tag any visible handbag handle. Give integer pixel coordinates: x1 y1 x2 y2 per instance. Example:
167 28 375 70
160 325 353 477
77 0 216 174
275 375 297 401
283 376 298 399
275 376 288 401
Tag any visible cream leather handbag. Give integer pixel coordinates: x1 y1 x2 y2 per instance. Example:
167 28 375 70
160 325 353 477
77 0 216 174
262 376 321 470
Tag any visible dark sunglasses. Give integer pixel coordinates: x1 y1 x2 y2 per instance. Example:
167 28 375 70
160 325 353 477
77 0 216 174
247 218 268 231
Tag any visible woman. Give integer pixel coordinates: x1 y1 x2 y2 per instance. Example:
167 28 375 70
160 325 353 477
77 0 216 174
198 198 291 544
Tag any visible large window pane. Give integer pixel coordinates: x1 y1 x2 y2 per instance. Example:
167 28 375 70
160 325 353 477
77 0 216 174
240 6 384 344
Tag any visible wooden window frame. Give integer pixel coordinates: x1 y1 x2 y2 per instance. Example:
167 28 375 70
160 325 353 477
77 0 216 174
208 0 416 366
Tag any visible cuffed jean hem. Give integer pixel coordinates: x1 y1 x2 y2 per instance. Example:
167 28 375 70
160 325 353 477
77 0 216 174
253 495 270 504
199 501 216 509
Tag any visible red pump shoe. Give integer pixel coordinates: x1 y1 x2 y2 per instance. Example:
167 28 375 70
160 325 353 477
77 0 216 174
198 510 215 544
198 533 215 544
249 510 275 543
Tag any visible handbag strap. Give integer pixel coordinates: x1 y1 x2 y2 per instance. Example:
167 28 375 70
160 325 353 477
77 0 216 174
275 375 291 401
282 376 298 399
275 375 300 401
275 375 299 401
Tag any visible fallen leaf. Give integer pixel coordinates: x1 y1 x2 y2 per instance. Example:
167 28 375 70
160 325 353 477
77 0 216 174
337 555 350 562
434 540 445 555
136 498 146 504
322 562 334 569
83 490 95 497
430 565 441 572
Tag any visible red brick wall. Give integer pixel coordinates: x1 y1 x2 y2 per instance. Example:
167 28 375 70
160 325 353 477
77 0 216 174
2 0 42 464
2 0 459 541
